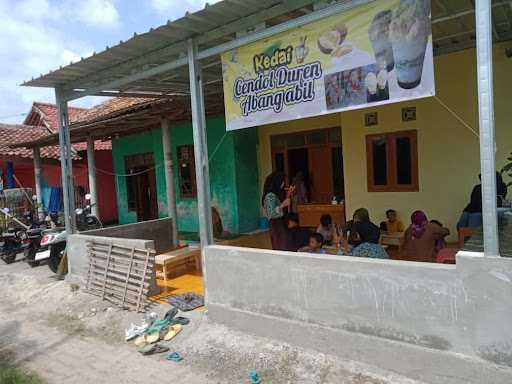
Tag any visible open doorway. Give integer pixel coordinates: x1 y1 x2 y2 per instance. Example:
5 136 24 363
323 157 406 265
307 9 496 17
271 127 344 203
125 153 159 222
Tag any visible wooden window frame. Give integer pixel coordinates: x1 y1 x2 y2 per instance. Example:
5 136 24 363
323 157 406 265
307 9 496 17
177 145 197 199
366 130 418 192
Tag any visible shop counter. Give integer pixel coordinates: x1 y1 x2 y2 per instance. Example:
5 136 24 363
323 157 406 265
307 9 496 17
297 203 345 228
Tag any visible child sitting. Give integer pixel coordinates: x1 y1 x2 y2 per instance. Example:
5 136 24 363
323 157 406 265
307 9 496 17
316 214 337 245
298 233 326 254
381 209 404 233
284 213 310 252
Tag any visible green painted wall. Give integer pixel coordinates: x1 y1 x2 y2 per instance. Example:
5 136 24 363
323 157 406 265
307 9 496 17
112 117 260 235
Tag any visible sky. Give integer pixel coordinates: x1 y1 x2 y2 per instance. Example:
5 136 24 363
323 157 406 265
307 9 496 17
0 0 221 124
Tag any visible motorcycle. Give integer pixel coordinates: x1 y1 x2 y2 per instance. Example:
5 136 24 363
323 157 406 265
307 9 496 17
0 208 31 264
39 194 102 273
23 210 50 268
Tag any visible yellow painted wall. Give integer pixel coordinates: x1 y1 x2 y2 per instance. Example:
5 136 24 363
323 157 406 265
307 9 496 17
257 42 512 240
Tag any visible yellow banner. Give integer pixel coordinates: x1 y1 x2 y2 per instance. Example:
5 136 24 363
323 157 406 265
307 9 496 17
221 0 434 131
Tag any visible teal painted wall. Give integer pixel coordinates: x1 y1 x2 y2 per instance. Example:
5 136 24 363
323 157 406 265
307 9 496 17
112 117 260 235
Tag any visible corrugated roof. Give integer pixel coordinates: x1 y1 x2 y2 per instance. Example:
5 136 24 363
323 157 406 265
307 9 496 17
22 0 512 100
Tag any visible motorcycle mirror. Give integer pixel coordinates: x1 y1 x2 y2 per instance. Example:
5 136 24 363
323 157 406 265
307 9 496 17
75 208 84 215
85 193 92 201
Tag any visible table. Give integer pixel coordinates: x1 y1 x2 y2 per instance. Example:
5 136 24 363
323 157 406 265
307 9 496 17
297 203 345 228
380 232 405 251
155 247 201 281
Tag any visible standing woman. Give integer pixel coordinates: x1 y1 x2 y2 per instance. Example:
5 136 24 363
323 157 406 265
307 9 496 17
262 171 293 250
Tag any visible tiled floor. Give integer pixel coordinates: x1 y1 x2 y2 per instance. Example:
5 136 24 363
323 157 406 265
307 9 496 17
150 268 204 304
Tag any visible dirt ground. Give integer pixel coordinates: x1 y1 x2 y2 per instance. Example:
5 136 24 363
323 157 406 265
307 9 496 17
0 258 423 384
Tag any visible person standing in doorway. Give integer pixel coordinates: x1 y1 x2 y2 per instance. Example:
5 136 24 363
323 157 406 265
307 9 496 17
262 171 294 250
291 171 308 213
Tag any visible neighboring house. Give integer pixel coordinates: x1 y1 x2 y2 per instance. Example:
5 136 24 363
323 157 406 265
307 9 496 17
22 102 118 223
0 123 89 210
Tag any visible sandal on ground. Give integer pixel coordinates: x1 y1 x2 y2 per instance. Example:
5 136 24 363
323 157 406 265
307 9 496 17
137 343 169 356
163 324 183 341
170 316 190 326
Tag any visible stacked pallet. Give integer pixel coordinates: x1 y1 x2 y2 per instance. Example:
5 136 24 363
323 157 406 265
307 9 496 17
85 240 156 312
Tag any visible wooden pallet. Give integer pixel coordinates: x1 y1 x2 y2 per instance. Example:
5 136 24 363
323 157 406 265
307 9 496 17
85 240 155 312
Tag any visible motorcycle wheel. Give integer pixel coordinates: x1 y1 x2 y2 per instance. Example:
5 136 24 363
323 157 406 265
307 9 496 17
48 243 66 273
24 245 40 268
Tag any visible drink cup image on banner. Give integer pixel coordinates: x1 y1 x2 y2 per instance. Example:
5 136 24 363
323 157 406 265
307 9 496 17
221 0 435 131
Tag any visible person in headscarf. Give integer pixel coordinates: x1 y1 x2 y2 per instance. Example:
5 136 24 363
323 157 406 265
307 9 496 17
262 171 294 250
401 210 450 262
345 221 389 259
342 208 380 244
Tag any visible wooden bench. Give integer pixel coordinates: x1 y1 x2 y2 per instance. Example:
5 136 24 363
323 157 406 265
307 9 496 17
155 247 201 281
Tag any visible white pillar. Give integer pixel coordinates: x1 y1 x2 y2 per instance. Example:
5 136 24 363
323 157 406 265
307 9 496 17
476 0 499 256
188 39 214 248
55 88 76 233
86 135 99 217
161 118 179 247
32 147 44 221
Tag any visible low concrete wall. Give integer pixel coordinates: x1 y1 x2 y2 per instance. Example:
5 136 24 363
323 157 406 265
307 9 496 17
205 246 512 384
85 217 173 254
67 234 159 295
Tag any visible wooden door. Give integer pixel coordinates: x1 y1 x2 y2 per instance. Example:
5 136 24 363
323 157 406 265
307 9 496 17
308 146 333 203
135 168 158 222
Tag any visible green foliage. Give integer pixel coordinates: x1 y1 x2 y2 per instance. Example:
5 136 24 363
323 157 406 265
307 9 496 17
0 365 45 384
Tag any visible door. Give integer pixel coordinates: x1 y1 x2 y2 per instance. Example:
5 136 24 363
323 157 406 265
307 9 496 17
125 153 159 222
308 146 333 203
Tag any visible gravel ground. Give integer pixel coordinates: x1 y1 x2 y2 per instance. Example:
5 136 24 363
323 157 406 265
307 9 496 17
0 257 424 384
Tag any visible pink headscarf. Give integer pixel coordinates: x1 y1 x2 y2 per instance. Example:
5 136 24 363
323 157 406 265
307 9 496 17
411 210 428 240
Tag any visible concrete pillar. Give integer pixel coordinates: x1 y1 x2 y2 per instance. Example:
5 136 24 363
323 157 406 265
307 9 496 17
161 118 179 247
55 88 76 233
187 39 214 248
86 135 99 217
32 147 44 220
476 0 499 256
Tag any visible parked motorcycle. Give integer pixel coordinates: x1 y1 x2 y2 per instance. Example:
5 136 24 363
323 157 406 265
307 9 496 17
0 208 30 264
39 194 102 273
23 210 50 268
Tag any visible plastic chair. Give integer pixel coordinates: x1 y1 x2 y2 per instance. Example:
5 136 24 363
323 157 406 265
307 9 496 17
436 248 457 264
458 227 475 249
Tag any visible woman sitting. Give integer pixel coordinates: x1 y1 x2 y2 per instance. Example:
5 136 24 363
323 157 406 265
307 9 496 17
342 208 381 244
401 210 450 263
343 221 389 259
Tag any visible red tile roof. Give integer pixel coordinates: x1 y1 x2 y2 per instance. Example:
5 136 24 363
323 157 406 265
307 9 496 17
75 97 152 123
25 102 87 132
0 124 63 159
23 101 111 151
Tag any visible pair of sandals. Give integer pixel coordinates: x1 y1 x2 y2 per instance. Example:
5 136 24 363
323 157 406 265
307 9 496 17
134 324 183 347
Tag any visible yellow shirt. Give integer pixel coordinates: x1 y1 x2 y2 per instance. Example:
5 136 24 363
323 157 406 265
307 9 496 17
387 220 404 233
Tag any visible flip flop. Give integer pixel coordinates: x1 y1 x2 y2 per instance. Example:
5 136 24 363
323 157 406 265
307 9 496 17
163 324 183 341
145 330 161 344
134 335 148 348
170 316 190 326
166 352 183 362
163 308 179 322
137 344 170 356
